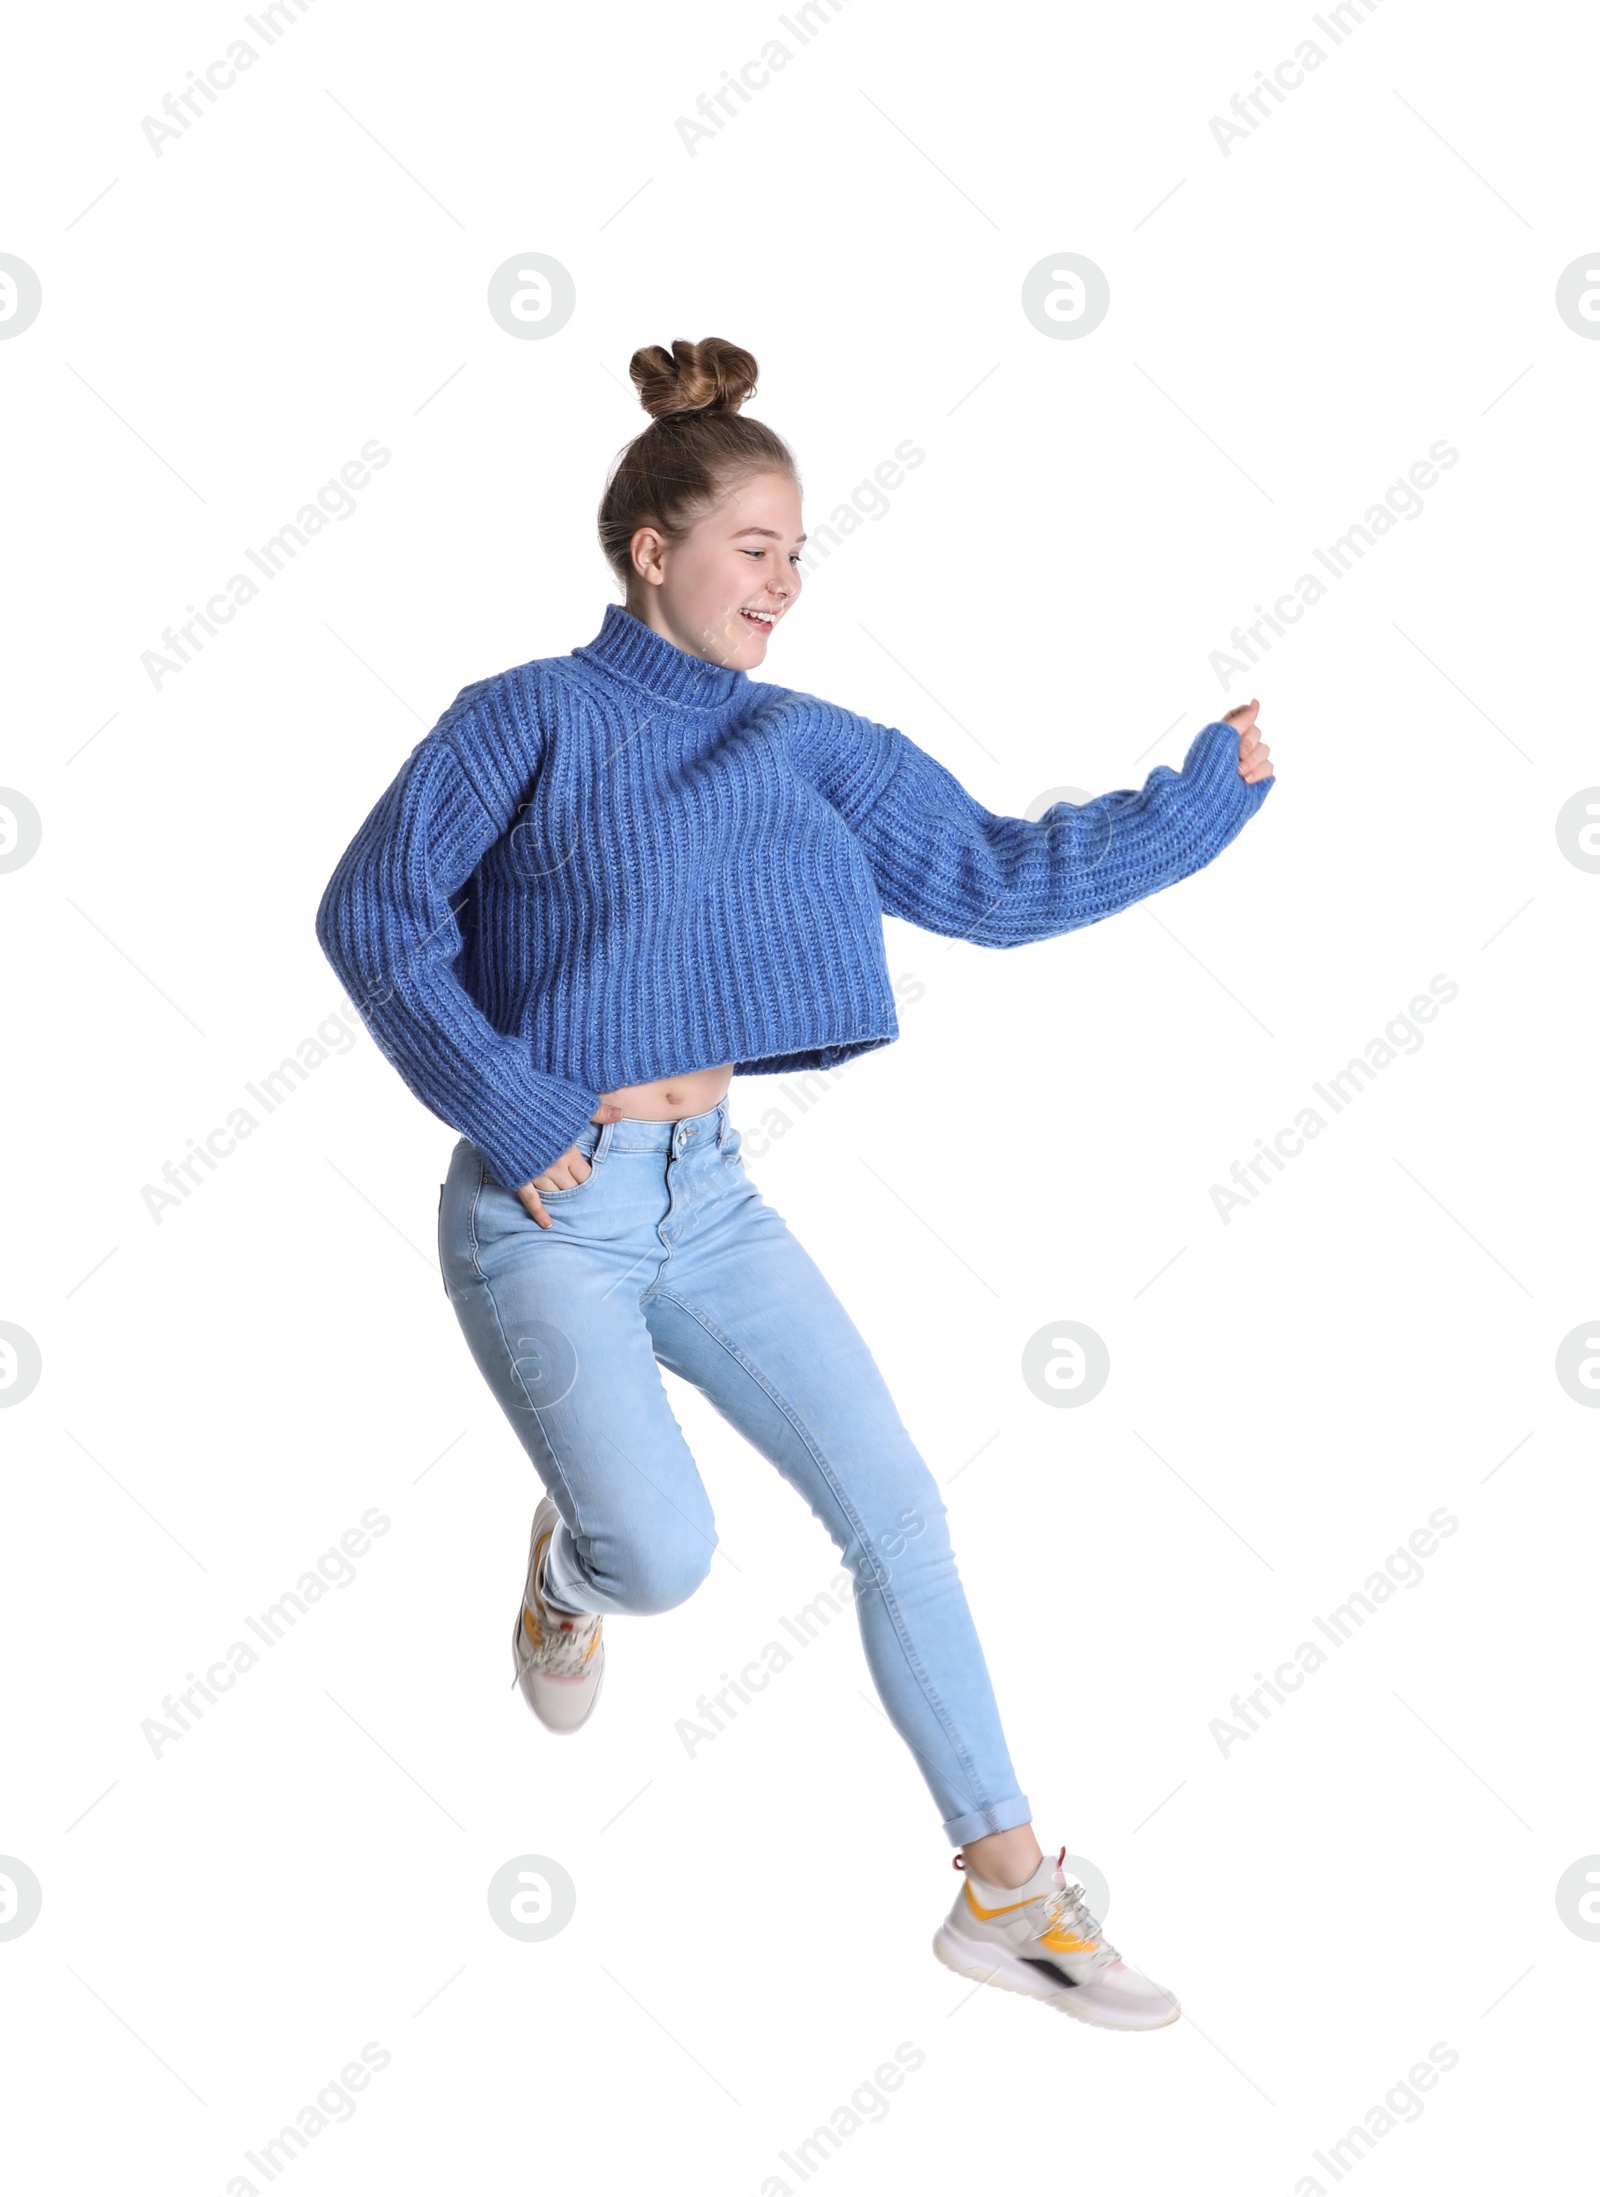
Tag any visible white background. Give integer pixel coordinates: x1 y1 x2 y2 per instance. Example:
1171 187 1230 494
3 2 1596 2190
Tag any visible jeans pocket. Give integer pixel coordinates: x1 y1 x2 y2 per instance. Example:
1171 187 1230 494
531 1148 605 1202
534 1175 598 1203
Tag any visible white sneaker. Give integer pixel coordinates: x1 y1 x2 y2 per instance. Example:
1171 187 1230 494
933 1847 1181 2031
510 1495 604 1735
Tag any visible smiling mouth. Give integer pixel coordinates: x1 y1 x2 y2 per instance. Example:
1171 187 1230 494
738 606 780 632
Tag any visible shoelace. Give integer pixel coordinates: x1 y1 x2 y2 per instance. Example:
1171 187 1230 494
1039 1872 1120 1970
513 1595 603 1684
511 1530 603 1687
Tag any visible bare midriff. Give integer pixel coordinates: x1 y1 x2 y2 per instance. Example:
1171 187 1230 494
596 1062 735 1120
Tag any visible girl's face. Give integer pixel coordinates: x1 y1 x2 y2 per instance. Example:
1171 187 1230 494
627 469 805 670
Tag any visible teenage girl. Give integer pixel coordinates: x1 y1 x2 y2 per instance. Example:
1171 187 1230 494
315 336 1275 2031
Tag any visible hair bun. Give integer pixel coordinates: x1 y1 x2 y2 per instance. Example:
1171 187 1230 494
630 337 759 421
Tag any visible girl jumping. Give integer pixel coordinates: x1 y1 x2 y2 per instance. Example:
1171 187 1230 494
315 335 1275 2031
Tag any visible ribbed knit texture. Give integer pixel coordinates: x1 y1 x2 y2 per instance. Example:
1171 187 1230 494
314 602 1273 1191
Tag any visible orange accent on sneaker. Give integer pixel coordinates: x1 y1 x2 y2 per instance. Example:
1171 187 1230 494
581 1629 601 1659
522 1607 541 1647
1037 1924 1099 1954
963 1881 1040 1921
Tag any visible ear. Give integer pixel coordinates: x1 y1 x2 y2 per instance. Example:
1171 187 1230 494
630 523 667 587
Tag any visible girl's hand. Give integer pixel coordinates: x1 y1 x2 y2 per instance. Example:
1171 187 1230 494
517 1103 625 1228
1223 696 1274 784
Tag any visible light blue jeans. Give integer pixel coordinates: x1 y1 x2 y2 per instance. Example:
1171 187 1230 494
436 1097 1031 1847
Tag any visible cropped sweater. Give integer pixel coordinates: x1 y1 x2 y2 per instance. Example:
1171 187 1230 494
314 602 1274 1191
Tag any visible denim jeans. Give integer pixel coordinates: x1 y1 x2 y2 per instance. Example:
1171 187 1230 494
436 1096 1031 1847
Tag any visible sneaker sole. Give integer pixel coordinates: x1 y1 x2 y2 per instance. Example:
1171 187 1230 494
931 1922 1181 2031
510 1606 604 1736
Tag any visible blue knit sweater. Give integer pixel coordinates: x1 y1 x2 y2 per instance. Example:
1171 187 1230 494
314 602 1273 1190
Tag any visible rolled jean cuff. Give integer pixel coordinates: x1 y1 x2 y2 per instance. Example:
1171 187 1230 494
943 1791 1033 1849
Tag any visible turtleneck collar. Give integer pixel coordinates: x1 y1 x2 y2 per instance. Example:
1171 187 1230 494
572 601 750 710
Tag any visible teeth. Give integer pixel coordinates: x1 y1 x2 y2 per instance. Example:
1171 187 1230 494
742 608 776 623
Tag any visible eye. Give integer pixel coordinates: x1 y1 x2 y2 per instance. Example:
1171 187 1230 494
742 548 764 558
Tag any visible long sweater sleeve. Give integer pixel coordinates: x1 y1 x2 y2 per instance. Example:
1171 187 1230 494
312 606 1279 1145
786 704 1274 946
314 726 601 1191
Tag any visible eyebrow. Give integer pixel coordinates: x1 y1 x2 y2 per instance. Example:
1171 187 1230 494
730 524 808 545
